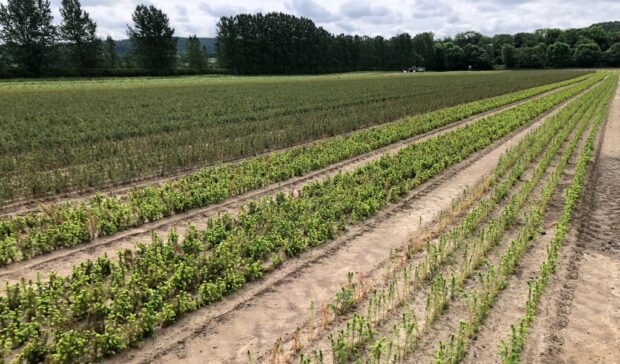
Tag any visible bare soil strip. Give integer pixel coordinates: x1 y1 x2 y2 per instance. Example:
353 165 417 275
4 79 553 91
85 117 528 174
461 115 592 364
413 107 592 364
0 85 586 285
0 82 576 218
523 78 620 364
107 92 578 364
294 93 590 364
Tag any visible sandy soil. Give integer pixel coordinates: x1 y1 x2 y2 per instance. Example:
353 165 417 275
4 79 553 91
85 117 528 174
0 86 584 286
107 94 575 364
416 111 589 364
523 79 620 364
290 81 604 364
462 122 588 363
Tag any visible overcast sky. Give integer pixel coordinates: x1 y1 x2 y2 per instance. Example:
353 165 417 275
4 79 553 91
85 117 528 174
46 0 619 39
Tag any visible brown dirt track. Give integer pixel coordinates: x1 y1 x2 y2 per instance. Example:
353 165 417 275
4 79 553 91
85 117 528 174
522 78 620 364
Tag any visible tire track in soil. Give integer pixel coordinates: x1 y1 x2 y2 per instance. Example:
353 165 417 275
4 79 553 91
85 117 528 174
0 81 581 217
107 90 583 364
297 90 591 364
0 84 587 285
461 106 595 364
412 102 593 364
523 78 620 364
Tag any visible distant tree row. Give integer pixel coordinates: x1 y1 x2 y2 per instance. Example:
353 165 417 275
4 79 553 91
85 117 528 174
217 14 620 74
0 2 619 76
0 0 208 75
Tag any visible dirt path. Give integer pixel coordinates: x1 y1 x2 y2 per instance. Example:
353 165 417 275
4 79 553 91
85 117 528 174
0 82 577 217
0 86 585 285
106 94 576 364
523 79 620 364
417 110 590 364
304 93 591 364
461 117 590 364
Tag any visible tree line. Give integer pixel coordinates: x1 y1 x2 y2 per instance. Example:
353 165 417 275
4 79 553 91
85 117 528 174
0 0 618 76
0 0 209 76
216 14 620 74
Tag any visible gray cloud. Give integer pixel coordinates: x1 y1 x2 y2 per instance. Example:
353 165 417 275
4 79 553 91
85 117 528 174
37 0 619 39
340 2 390 18
413 0 455 18
200 3 248 18
288 0 339 22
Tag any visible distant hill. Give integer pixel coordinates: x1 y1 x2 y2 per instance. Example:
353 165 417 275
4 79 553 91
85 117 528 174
115 37 217 56
590 21 620 32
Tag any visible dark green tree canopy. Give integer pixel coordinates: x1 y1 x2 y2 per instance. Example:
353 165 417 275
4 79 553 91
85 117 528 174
216 12 425 74
592 21 620 33
219 12 350 74
514 32 540 48
104 35 117 68
412 32 435 68
0 0 56 72
605 42 620 66
454 31 483 48
60 0 96 44
0 5 617 75
493 34 514 60
186 34 207 70
535 28 562 45
501 44 517 68
515 45 546 68
573 43 602 67
547 42 571 68
60 0 100 68
389 32 418 69
127 4 177 70
443 42 465 70
464 44 493 70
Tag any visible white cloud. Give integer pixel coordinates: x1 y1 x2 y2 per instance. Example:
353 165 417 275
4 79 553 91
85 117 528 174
288 0 339 22
33 0 619 39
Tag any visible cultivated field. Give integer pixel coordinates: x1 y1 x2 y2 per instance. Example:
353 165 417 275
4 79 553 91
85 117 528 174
0 70 618 364
0 70 588 204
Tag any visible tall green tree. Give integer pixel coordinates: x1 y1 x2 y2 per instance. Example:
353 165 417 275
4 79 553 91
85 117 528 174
547 42 571 67
501 44 517 68
535 28 562 45
464 44 492 69
493 34 513 61
0 0 56 72
389 33 417 69
443 42 465 70
216 12 332 74
60 0 100 68
104 35 117 68
573 43 602 67
119 51 134 68
127 5 177 70
412 32 435 68
432 41 448 70
558 28 580 47
186 35 207 70
454 31 482 48
580 26 610 50
516 44 546 68
0 45 6 68
513 32 539 47
605 42 620 66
